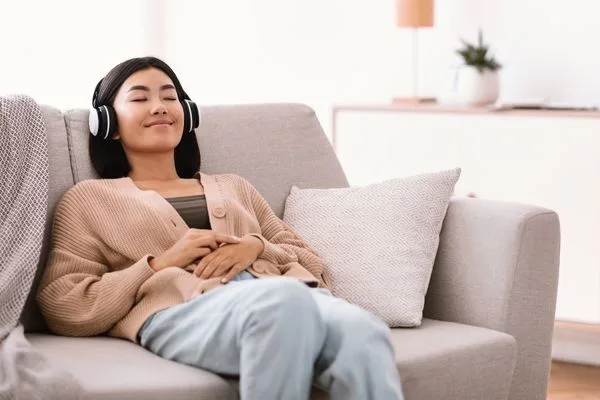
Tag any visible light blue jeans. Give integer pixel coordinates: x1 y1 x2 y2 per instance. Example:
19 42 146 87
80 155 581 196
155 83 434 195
138 271 403 400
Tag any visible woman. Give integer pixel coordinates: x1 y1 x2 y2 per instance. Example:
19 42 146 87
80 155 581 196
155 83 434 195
37 56 403 400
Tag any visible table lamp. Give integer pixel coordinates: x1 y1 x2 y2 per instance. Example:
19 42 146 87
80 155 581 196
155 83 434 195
393 0 436 104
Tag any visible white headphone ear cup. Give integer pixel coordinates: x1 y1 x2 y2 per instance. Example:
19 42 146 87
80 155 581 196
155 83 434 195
196 107 202 129
182 100 191 134
89 108 100 136
89 105 117 139
182 99 201 133
187 99 201 131
104 105 117 140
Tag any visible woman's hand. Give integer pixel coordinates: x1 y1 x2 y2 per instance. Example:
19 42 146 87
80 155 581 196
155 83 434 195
194 236 264 283
149 229 241 272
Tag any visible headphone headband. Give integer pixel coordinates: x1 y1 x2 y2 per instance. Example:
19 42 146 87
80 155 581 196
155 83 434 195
91 79 103 108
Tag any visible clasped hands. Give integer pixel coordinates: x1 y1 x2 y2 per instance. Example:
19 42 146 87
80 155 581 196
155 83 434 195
148 229 264 283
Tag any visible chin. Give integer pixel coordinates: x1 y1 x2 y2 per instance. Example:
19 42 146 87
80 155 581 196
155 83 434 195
150 131 182 144
138 138 181 153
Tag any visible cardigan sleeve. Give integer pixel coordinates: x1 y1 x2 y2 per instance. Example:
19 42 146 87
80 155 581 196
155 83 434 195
36 191 155 337
235 176 330 288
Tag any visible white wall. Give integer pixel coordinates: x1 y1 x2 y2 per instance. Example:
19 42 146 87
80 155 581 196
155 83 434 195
157 0 600 134
5 0 600 121
159 0 414 131
436 0 600 106
0 0 147 109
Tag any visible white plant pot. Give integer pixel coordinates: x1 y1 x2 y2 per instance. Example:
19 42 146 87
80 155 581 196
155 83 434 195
454 67 500 106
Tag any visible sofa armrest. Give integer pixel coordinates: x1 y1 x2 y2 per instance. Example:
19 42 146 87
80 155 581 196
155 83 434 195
424 197 560 400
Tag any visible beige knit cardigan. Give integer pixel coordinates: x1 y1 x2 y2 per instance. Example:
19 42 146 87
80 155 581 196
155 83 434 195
37 172 328 343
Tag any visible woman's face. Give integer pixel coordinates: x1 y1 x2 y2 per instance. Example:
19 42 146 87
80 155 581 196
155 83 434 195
112 67 185 153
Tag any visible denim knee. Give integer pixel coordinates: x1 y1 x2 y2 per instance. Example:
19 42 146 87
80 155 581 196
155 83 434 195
339 308 390 348
246 278 323 329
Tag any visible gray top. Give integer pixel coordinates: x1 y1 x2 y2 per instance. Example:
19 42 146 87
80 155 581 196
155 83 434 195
165 195 211 230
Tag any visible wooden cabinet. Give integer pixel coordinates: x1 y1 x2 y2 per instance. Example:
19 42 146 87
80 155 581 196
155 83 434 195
332 104 600 324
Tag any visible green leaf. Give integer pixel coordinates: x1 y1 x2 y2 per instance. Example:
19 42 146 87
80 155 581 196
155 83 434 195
460 38 475 51
456 29 502 71
456 49 469 58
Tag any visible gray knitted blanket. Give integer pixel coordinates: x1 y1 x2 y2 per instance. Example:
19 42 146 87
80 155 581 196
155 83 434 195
0 95 82 399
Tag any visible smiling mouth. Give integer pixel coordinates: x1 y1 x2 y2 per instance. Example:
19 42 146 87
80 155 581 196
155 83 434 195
145 121 173 127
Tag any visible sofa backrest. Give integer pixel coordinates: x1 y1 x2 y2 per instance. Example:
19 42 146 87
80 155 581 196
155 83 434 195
21 102 349 333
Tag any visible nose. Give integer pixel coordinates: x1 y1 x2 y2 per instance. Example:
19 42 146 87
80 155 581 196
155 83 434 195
150 98 167 115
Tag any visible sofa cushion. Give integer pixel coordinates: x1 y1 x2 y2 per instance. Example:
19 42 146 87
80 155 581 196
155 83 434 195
28 318 515 400
393 319 517 400
282 169 461 327
26 334 237 400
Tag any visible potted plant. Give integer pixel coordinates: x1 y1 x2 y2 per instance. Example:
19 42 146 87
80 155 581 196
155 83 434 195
454 29 502 106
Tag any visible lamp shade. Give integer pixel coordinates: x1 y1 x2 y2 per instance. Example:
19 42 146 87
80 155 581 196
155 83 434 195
396 0 434 28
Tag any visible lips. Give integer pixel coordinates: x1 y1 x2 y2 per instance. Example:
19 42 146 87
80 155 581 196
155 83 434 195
145 119 173 127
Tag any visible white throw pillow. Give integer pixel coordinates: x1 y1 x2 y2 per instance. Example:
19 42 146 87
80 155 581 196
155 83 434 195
283 168 461 327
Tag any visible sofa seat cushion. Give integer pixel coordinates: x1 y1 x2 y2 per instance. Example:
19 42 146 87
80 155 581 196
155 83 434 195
26 334 237 400
392 319 517 400
28 318 516 400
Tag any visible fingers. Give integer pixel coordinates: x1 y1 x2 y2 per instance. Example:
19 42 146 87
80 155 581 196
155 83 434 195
195 250 231 279
215 234 241 245
199 256 221 279
202 253 231 279
210 262 235 281
221 263 246 283
194 252 216 277
188 230 239 249
191 236 218 251
192 247 212 259
189 229 239 243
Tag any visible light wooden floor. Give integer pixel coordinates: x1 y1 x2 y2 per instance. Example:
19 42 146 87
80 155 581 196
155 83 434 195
547 361 600 399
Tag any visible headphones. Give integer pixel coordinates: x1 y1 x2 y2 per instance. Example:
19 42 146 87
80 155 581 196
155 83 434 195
89 78 201 140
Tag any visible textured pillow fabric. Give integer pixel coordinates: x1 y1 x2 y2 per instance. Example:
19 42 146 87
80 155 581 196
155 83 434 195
283 168 461 327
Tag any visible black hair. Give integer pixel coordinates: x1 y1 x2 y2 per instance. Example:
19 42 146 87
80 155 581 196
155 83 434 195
89 56 201 179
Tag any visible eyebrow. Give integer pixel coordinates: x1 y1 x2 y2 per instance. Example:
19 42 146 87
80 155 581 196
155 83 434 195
127 84 176 92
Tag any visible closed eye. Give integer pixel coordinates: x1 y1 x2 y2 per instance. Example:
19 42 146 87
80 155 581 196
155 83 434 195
131 99 146 102
164 97 177 101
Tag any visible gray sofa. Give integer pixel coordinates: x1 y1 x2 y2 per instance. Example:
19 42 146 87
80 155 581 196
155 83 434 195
19 103 560 400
